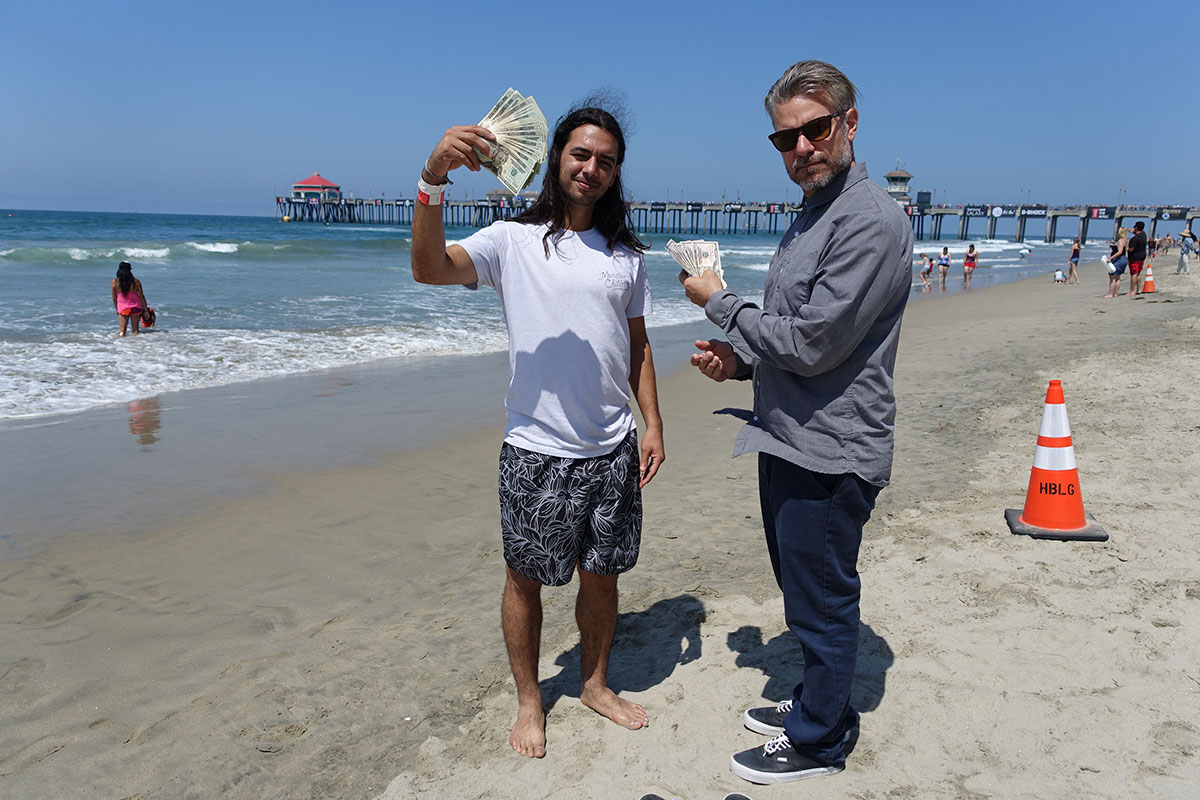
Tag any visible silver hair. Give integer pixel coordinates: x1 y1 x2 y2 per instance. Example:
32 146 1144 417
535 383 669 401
764 60 859 118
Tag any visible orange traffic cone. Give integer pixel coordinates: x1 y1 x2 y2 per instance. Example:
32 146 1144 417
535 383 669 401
1005 380 1107 541
1142 265 1156 293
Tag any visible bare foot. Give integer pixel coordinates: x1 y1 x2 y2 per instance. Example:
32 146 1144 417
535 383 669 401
580 685 648 730
509 704 546 758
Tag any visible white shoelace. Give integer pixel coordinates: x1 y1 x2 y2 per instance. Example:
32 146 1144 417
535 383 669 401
762 733 793 755
776 699 793 714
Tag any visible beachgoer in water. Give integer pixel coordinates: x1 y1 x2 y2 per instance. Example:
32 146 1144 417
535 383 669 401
111 261 148 337
936 247 950 288
963 244 978 286
1067 238 1081 284
918 252 933 287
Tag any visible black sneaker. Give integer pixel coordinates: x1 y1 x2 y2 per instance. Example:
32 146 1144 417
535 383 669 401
743 701 860 740
729 733 843 784
742 698 792 735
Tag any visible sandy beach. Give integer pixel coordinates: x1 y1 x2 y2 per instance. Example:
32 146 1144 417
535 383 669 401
2 259 1198 799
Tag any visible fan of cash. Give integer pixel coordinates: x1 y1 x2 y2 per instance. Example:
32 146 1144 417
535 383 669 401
666 239 726 288
475 87 549 195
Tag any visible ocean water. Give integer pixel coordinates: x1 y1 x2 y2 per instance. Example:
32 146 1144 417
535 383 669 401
0 209 1090 421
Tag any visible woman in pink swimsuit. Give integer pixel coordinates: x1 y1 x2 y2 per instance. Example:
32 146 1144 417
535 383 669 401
110 261 149 337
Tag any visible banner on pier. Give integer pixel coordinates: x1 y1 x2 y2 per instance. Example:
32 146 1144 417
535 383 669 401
1157 206 1189 221
1088 206 1116 220
1019 205 1048 217
964 205 989 217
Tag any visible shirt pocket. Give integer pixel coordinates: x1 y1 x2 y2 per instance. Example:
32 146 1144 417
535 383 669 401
766 233 821 314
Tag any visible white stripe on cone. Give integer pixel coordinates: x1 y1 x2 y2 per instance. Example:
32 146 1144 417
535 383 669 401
1033 445 1077 470
1038 404 1070 438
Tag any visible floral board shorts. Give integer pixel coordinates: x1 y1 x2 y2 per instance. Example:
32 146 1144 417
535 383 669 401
498 429 642 586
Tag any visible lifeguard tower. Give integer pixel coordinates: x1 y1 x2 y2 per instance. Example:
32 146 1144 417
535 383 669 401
883 164 913 207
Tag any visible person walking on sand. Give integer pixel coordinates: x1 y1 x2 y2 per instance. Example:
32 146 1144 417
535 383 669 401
110 261 148 337
1178 229 1195 275
679 59 911 785
1105 229 1128 298
1127 221 1148 295
411 103 664 759
963 244 978 286
1067 238 1081 284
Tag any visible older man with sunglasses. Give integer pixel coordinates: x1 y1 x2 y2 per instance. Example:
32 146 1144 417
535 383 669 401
680 59 913 785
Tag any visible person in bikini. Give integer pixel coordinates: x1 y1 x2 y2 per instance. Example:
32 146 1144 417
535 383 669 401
936 247 951 288
963 244 978 286
1105 229 1129 298
110 261 149 337
1067 238 1081 284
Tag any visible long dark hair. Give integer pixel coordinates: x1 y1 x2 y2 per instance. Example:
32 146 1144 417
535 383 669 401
515 106 646 256
116 261 135 294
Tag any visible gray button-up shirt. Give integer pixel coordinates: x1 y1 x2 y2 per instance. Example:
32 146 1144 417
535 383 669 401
705 162 913 486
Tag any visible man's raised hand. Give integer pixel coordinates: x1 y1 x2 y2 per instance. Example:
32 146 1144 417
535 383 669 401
427 125 497 177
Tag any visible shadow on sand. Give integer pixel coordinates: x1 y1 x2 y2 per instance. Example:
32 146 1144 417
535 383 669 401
540 594 705 712
726 621 894 754
727 622 894 713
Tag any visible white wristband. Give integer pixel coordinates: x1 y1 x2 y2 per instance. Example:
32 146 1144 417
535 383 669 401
417 178 446 206
418 178 446 196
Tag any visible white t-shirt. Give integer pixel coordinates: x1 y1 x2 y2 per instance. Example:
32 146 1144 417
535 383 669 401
459 221 651 458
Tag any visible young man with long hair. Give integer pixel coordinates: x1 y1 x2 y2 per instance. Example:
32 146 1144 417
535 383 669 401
411 104 664 759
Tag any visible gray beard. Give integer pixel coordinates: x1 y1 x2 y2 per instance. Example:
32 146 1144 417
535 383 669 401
791 140 854 194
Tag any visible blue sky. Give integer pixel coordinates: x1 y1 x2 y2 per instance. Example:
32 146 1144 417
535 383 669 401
2 0 1195 217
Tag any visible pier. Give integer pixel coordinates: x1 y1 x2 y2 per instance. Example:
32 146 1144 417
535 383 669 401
274 195 1197 243
904 204 1200 244
274 196 801 235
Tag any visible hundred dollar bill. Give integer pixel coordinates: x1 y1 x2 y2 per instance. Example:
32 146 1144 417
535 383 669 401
474 87 549 195
666 239 726 287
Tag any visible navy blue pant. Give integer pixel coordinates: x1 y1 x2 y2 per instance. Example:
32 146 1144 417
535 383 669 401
758 454 880 767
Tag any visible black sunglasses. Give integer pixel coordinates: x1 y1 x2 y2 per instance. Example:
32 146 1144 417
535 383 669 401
768 112 845 152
